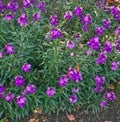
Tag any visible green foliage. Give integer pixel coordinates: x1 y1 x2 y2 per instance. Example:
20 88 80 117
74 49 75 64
0 0 120 120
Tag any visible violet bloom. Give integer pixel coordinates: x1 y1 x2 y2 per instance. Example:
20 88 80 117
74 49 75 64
96 52 107 65
0 84 5 93
50 15 59 26
64 11 73 20
88 36 101 50
5 92 14 102
26 84 36 94
50 28 62 40
103 41 112 53
72 88 80 93
100 100 106 107
0 1 6 12
66 40 75 49
68 67 83 82
95 75 105 86
83 25 89 32
103 19 111 29
110 6 120 21
59 75 69 87
15 75 25 87
82 14 93 26
4 43 15 55
94 85 104 93
69 94 78 103
18 13 28 27
106 91 116 101
38 1 46 12
5 13 14 22
7 1 19 12
33 12 41 22
74 6 83 18
0 52 3 58
46 87 56 97
74 33 82 40
116 38 120 52
17 95 27 108
23 0 31 8
22 63 32 73
0 93 4 99
22 89 27 95
115 25 120 36
111 61 120 71
86 49 92 56
95 26 105 36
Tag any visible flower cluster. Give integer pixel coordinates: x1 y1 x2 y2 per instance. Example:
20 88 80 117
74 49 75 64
94 75 105 93
50 15 59 26
106 91 116 101
74 6 83 18
64 11 73 20
7 1 19 12
95 26 105 36
111 61 120 71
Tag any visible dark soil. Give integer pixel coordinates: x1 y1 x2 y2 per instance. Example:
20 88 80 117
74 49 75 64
8 91 120 122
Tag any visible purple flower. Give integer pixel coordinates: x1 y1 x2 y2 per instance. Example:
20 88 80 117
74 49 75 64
88 36 101 50
22 89 27 95
59 75 69 87
116 38 120 52
83 25 89 32
50 28 62 40
115 25 120 36
96 52 107 65
50 15 59 26
95 75 105 86
0 1 6 12
74 33 82 40
26 84 36 94
0 84 5 93
106 91 116 101
95 26 105 36
69 94 78 103
15 75 25 87
0 93 4 99
23 0 31 8
72 88 80 93
7 1 19 12
64 11 73 20
38 1 46 12
5 92 14 102
22 63 32 73
18 13 28 27
0 52 3 58
46 87 56 97
33 12 41 22
82 14 93 26
94 85 104 93
86 49 92 56
4 43 15 55
5 13 14 22
100 100 106 107
103 41 113 53
74 6 83 18
68 67 82 82
103 19 111 29
17 96 27 108
111 61 119 71
66 41 75 49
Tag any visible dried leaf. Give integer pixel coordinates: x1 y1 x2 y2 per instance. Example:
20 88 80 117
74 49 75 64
79 44 83 49
29 118 39 122
76 63 80 71
104 121 112 122
76 106 82 110
108 84 115 90
118 81 120 85
34 108 42 114
66 114 76 121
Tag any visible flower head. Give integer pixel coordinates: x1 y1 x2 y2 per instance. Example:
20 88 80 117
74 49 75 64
33 12 41 22
17 95 27 108
95 26 105 36
5 92 14 102
0 84 5 93
103 41 112 53
18 13 28 27
26 84 36 94
5 13 14 22
69 94 78 103
38 1 46 12
95 75 105 86
66 41 75 49
46 87 56 97
0 52 3 58
7 1 19 12
106 91 116 101
22 63 32 73
59 75 69 87
86 49 93 56
94 85 104 93
15 75 25 87
82 14 93 25
111 61 119 71
100 100 106 107
103 19 111 29
4 43 15 55
64 11 73 20
50 15 59 26
74 6 83 18
115 25 120 36
116 38 120 52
